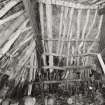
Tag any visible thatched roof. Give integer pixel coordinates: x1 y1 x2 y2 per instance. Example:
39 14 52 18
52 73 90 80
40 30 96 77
0 0 105 98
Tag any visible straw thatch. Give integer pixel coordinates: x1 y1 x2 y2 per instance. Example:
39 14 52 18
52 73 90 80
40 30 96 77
0 0 34 91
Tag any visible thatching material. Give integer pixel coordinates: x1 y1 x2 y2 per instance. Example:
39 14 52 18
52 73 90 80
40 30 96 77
0 13 27 48
0 0 21 18
0 10 23 26
0 0 35 88
0 19 31 59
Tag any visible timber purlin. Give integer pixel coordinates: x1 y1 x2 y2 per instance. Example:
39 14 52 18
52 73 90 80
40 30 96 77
26 65 93 71
37 0 98 9
28 79 102 85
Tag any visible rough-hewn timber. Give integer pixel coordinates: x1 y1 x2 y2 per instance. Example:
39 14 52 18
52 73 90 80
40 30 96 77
23 0 43 68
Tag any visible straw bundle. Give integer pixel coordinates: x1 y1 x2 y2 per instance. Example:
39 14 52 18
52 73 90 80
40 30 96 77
0 0 37 89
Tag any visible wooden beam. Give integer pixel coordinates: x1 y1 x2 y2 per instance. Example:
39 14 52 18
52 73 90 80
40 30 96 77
23 0 44 95
99 14 105 53
23 0 43 68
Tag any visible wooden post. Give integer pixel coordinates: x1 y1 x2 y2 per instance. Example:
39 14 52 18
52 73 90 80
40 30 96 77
22 0 43 95
98 11 105 74
99 14 105 53
23 0 43 70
